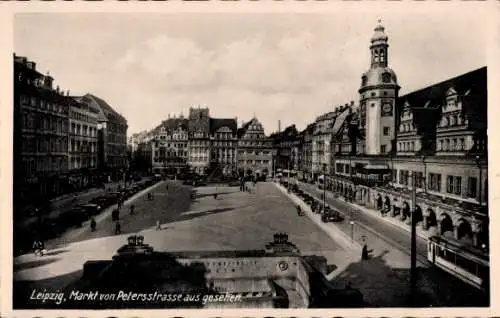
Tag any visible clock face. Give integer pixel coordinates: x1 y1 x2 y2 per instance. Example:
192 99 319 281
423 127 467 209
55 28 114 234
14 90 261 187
278 261 289 272
382 103 392 112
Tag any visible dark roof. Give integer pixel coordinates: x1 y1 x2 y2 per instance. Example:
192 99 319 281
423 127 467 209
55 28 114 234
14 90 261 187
397 67 487 112
237 119 255 138
85 93 127 124
210 118 237 134
153 118 189 133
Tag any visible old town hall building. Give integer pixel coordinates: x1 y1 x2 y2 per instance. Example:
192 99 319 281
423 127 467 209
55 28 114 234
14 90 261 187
315 22 488 250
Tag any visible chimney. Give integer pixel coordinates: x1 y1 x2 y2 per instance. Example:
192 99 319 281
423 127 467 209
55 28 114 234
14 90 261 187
56 85 60 93
168 113 170 119
278 120 281 133
44 71 53 89
351 100 354 106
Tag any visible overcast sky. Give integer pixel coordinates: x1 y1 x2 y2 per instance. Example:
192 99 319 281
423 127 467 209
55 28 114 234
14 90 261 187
14 11 487 135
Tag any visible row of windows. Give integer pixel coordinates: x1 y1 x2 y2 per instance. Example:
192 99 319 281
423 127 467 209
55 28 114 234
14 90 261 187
70 157 96 170
22 156 68 176
70 110 96 124
21 114 68 133
157 150 188 157
399 122 414 133
398 141 416 152
437 137 467 152
156 143 188 148
20 95 67 114
70 140 96 153
71 123 97 137
395 171 478 198
158 134 188 140
238 150 271 156
238 160 271 165
440 113 464 127
22 137 68 154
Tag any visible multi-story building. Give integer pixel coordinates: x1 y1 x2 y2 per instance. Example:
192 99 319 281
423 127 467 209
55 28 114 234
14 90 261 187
311 109 340 177
188 107 211 175
81 94 128 181
67 97 99 190
13 54 70 208
151 115 189 175
208 117 238 177
237 117 273 177
328 22 488 249
299 123 315 181
270 124 300 172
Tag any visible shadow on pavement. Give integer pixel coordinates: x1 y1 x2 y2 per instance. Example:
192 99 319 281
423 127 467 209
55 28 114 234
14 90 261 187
43 249 69 257
13 269 84 309
326 249 489 307
14 257 62 272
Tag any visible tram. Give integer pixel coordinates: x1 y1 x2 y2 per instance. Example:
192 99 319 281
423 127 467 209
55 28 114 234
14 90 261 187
427 235 489 291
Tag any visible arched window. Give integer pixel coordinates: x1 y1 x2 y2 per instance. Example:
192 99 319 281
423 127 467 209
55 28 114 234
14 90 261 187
450 115 456 126
444 139 450 150
450 139 456 151
438 140 443 151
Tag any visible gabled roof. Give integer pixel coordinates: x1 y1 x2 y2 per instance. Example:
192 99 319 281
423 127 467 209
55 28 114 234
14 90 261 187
397 67 487 112
152 118 189 134
237 118 259 138
210 118 237 134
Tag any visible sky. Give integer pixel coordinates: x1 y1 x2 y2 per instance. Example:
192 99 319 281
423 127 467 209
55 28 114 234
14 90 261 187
14 11 488 136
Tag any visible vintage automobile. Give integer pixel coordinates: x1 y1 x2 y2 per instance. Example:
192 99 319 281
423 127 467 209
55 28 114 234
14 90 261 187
321 209 344 223
77 203 102 217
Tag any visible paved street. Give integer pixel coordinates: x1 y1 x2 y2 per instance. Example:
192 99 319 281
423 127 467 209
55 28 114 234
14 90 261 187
291 181 488 307
13 181 348 308
13 180 488 308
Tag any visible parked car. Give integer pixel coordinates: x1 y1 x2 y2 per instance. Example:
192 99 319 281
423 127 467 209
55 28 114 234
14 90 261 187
77 203 102 217
321 210 344 223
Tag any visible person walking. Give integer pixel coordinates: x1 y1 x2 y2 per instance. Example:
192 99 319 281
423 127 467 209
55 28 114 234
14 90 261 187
156 220 161 231
361 242 369 260
130 204 135 215
114 221 121 235
90 218 96 232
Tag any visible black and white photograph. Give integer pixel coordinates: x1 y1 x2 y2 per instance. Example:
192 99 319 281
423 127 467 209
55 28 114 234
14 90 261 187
2 3 497 313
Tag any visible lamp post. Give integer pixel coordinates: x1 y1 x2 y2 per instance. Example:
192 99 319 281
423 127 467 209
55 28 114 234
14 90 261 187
410 172 417 303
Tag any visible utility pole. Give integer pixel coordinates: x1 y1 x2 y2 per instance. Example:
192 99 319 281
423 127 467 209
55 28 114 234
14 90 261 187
410 172 417 304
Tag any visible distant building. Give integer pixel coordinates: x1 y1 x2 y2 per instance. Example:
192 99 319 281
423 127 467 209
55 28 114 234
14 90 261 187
237 117 273 177
188 107 211 174
68 96 99 190
328 22 488 249
81 94 128 181
299 123 315 181
13 54 70 207
150 114 189 175
208 117 238 177
270 124 300 173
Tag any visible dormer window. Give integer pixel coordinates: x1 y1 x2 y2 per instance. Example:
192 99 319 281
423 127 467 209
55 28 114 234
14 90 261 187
382 72 391 83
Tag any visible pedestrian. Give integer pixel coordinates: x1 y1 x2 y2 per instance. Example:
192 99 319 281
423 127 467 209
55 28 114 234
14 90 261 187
130 204 135 215
115 221 121 235
90 218 96 232
361 243 369 260
156 220 161 231
166 184 168 191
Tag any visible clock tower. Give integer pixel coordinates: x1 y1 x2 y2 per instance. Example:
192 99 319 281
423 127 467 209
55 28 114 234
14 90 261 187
358 20 400 155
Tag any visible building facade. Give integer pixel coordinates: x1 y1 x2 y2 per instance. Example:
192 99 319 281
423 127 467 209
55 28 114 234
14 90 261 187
67 97 99 190
208 118 238 177
81 94 128 181
188 107 211 175
326 22 488 250
270 124 300 173
151 115 189 175
299 123 315 180
237 117 273 177
13 54 70 208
